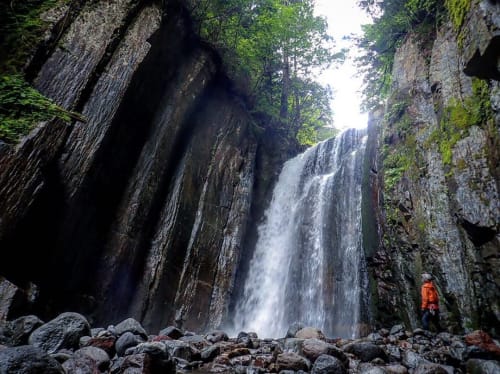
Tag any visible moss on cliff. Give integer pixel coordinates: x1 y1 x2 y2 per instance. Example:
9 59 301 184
0 0 81 144
0 0 69 74
426 78 494 165
444 0 472 32
0 74 80 143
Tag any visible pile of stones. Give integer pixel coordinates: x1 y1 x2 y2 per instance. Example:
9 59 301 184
1 313 499 373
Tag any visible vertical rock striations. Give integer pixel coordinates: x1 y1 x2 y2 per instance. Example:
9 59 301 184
0 0 272 332
371 1 499 335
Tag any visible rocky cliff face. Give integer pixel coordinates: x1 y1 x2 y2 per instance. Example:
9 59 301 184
370 0 499 335
0 0 295 332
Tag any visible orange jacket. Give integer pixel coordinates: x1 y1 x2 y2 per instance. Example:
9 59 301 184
421 281 439 310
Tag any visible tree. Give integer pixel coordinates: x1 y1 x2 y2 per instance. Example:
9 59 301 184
189 0 342 143
356 0 445 111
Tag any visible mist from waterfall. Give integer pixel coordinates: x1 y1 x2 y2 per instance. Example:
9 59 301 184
232 128 369 339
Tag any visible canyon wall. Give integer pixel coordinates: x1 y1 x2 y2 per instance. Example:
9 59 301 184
369 0 499 335
0 0 295 332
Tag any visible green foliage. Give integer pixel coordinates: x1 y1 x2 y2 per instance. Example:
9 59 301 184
444 0 471 31
0 0 67 74
189 0 341 144
383 149 410 190
0 74 77 143
356 0 445 111
426 79 493 165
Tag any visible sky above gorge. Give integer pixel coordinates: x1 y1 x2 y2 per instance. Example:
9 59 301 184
314 1 372 130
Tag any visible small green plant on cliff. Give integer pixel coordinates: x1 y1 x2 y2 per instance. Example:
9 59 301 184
0 0 68 73
444 0 471 32
0 74 79 144
426 79 493 165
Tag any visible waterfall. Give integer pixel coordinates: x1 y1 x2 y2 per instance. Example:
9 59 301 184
232 128 369 338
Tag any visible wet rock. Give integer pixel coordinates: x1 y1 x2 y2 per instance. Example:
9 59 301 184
5 315 43 346
310 354 346 374
115 318 148 339
296 327 326 340
201 344 221 362
343 342 388 363
206 330 229 343
81 335 116 357
284 338 304 354
180 334 210 350
465 331 500 359
28 312 90 353
414 363 452 374
357 363 386 374
384 364 408 374
276 352 311 371
159 326 184 340
302 338 348 365
62 352 100 374
75 346 110 371
228 347 251 358
119 352 176 374
402 350 431 369
390 325 405 335
164 340 200 361
237 331 255 347
0 345 64 373
287 322 306 338
230 354 252 366
115 331 145 357
466 358 500 374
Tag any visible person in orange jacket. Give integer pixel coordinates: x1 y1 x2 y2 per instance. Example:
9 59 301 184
421 273 441 331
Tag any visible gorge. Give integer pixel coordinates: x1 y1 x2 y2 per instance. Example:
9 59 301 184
0 0 499 352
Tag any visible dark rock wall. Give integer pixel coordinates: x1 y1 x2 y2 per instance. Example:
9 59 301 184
0 0 285 332
370 1 499 335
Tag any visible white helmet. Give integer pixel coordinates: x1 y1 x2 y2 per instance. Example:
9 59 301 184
421 273 433 281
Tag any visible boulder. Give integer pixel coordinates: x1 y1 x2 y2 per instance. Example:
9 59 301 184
276 352 311 371
465 331 500 359
74 346 110 371
201 344 221 362
343 342 388 362
6 315 43 346
61 353 99 374
357 363 386 374
115 332 145 357
0 345 64 373
180 334 210 350
466 358 500 374
311 354 346 374
384 364 409 374
114 318 148 339
164 340 200 361
159 326 184 340
28 312 90 353
206 330 228 343
295 327 326 340
119 352 176 374
286 322 306 338
302 338 348 365
81 335 116 357
413 363 452 374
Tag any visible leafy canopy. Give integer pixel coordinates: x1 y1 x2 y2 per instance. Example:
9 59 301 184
356 0 445 111
189 0 343 144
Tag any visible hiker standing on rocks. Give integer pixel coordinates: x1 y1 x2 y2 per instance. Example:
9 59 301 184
421 273 441 331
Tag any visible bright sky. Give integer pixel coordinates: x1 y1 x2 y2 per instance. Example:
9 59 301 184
314 1 371 130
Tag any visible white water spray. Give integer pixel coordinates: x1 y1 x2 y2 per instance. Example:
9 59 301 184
232 129 369 338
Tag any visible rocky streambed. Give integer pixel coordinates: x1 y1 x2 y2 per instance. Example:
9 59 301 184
1 313 499 373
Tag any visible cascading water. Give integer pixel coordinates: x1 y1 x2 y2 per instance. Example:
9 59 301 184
232 128 369 338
